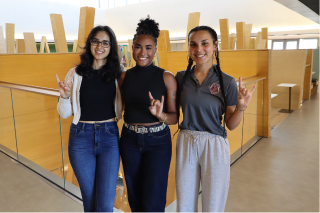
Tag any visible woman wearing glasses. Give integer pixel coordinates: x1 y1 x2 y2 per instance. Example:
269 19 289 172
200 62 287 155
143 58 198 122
56 25 123 212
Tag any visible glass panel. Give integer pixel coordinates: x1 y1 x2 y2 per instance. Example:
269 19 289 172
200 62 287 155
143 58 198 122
84 0 99 7
11 90 65 188
100 0 109 8
109 0 115 8
273 41 284 50
299 39 318 49
127 0 140 4
286 41 297 49
115 0 126 7
241 81 263 153
268 40 272 49
0 87 18 159
61 116 82 199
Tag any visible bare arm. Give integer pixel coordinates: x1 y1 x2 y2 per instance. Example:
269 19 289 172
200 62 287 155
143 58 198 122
225 77 256 130
149 71 178 125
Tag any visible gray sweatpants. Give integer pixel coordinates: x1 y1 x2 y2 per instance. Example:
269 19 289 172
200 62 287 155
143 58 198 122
175 129 230 212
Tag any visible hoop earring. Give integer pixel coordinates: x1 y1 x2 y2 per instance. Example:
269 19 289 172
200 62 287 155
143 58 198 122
212 52 216 59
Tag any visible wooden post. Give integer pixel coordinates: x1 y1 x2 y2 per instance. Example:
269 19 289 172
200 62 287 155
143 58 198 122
261 27 268 49
236 22 245 50
6 23 15 53
40 36 50 53
255 32 262 49
23 33 37 53
229 33 236 50
16 39 25 53
257 39 266 49
158 30 171 71
245 24 252 49
249 38 255 49
0 26 5 53
77 7 95 53
182 12 200 51
220 19 230 50
73 40 78 52
50 14 68 53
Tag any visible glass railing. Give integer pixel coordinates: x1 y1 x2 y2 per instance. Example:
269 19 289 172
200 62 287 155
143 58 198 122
0 77 265 210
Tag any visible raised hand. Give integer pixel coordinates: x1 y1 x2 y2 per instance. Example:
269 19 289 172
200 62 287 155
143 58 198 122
148 91 164 119
237 76 256 110
56 69 75 99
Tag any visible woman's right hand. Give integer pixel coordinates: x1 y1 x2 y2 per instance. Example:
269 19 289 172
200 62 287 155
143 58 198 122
55 70 75 99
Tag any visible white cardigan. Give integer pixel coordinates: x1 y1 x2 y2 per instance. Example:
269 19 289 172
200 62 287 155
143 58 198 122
57 68 123 124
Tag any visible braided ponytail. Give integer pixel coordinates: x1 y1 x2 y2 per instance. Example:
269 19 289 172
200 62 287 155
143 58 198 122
215 50 228 137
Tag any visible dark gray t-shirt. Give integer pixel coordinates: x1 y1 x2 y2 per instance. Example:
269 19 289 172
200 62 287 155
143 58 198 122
175 65 238 137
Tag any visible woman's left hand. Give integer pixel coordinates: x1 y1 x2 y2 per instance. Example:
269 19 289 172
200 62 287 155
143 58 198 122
148 91 165 120
237 77 256 110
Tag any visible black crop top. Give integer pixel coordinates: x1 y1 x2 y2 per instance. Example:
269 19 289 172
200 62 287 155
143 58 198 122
122 64 167 123
79 70 116 121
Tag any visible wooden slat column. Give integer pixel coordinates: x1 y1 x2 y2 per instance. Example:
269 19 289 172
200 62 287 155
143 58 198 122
77 7 95 53
50 14 68 53
6 23 15 53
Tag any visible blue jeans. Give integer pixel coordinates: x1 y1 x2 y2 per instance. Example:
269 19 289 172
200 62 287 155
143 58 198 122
68 121 120 212
119 123 172 212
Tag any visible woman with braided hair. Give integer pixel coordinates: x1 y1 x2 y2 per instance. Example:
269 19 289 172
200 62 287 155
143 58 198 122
118 16 178 212
175 26 256 212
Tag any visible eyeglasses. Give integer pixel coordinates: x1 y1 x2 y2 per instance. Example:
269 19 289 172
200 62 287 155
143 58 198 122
90 39 110 48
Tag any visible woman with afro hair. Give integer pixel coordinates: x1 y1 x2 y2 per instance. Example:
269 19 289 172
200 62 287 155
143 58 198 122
118 16 178 212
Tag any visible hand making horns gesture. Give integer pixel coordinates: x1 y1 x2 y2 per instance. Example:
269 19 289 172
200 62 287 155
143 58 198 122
237 76 256 110
149 91 164 119
55 69 75 99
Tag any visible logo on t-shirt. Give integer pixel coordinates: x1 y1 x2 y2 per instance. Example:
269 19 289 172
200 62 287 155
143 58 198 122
209 83 220 95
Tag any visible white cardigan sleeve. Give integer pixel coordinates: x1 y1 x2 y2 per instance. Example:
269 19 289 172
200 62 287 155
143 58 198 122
57 68 75 119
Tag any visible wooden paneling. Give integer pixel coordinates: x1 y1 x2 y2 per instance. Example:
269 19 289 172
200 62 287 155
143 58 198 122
23 33 37 53
5 23 15 53
303 49 313 100
16 39 25 53
245 24 252 49
270 50 307 110
236 22 246 50
0 26 5 53
40 36 50 53
182 12 200 51
220 19 230 50
77 7 95 53
50 14 68 53
0 53 80 89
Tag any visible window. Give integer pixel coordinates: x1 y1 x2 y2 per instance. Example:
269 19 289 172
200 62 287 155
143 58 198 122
286 41 298 49
273 41 284 50
268 40 272 49
299 39 318 49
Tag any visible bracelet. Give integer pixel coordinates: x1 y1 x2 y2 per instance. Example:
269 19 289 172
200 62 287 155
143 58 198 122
235 106 247 112
60 96 70 100
159 112 167 123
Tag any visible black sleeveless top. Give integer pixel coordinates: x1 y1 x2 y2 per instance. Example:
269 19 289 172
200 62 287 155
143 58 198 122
79 70 116 121
122 64 167 123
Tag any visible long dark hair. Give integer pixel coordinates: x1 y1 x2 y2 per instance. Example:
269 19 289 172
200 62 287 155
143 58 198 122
176 26 227 137
133 15 160 45
75 25 121 82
